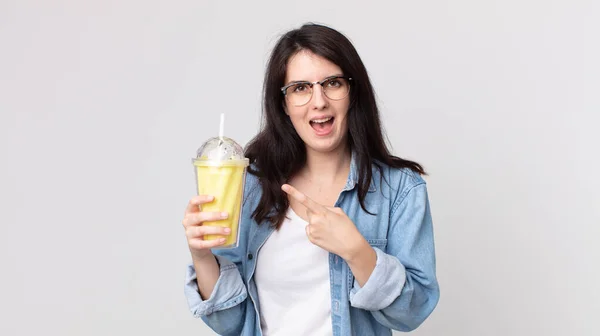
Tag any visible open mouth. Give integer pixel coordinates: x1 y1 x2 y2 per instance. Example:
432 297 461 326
309 116 335 135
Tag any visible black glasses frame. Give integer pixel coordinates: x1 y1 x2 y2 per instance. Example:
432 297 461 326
280 75 353 97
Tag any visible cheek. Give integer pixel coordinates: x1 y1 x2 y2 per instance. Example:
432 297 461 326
334 103 350 125
287 107 305 124
287 113 307 135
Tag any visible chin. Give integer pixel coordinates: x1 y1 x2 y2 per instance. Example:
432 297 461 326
305 138 346 154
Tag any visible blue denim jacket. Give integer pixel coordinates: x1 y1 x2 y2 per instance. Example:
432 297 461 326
184 155 440 335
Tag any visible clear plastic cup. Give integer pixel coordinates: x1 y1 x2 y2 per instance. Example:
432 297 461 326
192 136 249 249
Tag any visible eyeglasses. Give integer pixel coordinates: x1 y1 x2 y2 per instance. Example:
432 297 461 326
280 75 352 107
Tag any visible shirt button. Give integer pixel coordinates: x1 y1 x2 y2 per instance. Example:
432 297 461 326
248 253 253 260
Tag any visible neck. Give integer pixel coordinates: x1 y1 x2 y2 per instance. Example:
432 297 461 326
301 145 351 185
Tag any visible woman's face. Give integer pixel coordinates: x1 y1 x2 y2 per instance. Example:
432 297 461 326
283 50 350 155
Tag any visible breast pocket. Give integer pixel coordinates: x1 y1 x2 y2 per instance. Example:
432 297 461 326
347 239 388 294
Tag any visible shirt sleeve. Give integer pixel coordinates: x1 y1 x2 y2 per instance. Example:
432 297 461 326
349 247 407 309
184 255 247 317
349 182 440 331
184 252 248 336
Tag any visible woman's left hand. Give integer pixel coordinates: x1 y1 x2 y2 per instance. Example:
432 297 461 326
282 184 368 261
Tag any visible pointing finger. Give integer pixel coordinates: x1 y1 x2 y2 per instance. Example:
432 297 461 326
281 184 325 214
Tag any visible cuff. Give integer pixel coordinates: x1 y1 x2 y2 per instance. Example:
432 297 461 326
349 247 407 311
184 255 247 317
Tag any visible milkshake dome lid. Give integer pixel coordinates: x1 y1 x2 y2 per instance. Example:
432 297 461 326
193 136 249 166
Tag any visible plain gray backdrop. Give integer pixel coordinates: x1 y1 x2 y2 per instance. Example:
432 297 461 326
1 1 599 335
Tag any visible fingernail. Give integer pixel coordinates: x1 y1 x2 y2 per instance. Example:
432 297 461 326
207 195 214 201
219 238 226 243
224 228 231 233
221 212 228 218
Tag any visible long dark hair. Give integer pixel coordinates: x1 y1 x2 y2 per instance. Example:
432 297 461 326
245 23 425 229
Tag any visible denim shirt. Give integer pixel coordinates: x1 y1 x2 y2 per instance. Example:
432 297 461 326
184 155 440 336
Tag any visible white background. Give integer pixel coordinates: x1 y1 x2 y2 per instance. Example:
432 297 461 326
1 1 599 335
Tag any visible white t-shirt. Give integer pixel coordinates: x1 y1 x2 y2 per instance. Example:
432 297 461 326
254 207 333 336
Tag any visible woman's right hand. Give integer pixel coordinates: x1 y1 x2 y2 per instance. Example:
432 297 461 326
182 195 230 261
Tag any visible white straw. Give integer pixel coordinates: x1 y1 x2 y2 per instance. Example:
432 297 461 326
219 113 225 140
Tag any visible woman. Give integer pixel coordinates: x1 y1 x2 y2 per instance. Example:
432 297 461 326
182 23 439 336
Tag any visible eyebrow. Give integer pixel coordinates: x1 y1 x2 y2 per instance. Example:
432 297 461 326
284 74 344 86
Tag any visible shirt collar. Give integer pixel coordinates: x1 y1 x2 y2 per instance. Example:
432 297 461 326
344 151 377 193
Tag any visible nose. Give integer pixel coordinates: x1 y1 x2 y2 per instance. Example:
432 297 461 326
310 84 328 110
